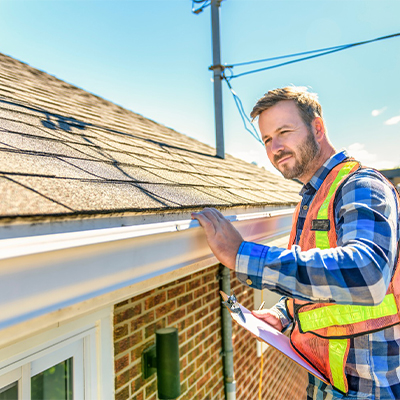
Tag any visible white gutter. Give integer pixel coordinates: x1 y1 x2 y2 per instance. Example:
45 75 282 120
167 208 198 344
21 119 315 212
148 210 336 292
0 208 294 331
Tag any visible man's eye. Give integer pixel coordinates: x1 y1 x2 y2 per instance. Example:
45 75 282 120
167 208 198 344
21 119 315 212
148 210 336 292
264 138 271 145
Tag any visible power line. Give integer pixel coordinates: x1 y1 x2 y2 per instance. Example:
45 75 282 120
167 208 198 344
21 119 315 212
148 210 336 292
229 44 346 68
221 31 400 145
223 77 263 145
226 32 400 80
191 0 212 15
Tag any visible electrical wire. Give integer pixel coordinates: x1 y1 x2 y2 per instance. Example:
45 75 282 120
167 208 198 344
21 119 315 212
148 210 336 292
191 0 212 14
223 75 263 145
226 32 400 79
230 46 354 79
202 11 399 144
217 31 400 145
229 44 346 68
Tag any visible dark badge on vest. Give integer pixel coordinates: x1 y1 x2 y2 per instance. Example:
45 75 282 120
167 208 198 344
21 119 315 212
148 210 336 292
311 219 331 231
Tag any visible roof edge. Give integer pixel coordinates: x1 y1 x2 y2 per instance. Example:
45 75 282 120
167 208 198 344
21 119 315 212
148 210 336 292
0 208 294 332
0 204 296 240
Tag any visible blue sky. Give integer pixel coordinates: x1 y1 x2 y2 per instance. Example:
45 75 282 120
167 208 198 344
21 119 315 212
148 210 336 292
1 0 399 173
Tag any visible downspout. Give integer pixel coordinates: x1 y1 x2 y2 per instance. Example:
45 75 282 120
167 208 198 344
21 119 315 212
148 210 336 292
219 264 236 400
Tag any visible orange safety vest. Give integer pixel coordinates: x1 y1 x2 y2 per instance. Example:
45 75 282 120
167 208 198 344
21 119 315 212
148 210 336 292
286 160 400 394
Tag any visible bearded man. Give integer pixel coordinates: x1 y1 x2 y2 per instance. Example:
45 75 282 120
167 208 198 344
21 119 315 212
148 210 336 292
192 87 400 400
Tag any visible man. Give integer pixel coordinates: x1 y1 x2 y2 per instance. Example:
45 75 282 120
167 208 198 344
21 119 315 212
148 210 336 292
192 87 400 400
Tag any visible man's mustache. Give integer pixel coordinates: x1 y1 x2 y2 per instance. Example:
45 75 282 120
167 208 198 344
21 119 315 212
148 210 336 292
273 151 294 165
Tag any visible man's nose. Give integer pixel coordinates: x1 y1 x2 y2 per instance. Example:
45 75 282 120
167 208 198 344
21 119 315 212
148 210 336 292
270 138 284 154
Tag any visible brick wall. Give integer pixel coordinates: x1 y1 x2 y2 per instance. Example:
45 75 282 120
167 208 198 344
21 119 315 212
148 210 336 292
114 265 308 400
114 265 225 400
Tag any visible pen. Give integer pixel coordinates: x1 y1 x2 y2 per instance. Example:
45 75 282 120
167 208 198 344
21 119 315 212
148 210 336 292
258 301 265 310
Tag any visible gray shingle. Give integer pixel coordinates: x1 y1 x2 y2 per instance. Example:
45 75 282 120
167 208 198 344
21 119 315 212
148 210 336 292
0 52 301 220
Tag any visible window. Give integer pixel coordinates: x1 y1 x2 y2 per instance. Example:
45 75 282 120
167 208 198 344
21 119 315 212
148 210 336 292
0 308 113 399
0 340 82 400
31 358 73 400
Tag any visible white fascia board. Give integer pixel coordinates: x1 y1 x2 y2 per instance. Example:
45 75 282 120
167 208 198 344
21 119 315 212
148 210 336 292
0 208 294 332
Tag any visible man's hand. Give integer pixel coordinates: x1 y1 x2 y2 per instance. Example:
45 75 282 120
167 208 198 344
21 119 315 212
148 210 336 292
191 208 243 270
251 309 283 331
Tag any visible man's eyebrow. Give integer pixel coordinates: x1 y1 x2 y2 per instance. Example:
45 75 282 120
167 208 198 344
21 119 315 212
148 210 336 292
276 124 293 133
262 124 294 141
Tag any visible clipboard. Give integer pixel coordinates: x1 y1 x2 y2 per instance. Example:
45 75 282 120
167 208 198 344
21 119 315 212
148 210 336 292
220 291 328 384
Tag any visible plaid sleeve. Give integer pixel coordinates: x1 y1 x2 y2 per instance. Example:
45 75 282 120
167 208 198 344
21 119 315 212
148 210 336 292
235 170 399 305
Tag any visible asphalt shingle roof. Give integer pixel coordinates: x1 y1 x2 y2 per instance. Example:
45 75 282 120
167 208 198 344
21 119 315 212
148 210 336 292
0 52 301 220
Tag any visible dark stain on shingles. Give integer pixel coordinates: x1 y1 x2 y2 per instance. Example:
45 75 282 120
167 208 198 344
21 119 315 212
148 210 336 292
42 113 88 132
1 104 211 189
0 99 217 159
0 99 223 198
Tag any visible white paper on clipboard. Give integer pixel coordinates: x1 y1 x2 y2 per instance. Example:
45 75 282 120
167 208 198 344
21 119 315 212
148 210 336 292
220 291 328 384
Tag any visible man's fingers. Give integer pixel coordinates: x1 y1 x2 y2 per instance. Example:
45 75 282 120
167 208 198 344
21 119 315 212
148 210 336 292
201 208 222 226
252 309 278 320
200 208 227 226
204 207 226 221
191 212 216 234
192 208 224 229
191 207 243 270
252 309 283 331
252 310 273 320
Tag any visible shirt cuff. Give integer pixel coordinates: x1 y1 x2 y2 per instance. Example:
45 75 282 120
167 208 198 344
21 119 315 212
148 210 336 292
235 241 270 289
271 297 292 331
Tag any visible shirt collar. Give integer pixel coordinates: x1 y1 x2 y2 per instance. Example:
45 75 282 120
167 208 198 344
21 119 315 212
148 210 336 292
299 150 349 195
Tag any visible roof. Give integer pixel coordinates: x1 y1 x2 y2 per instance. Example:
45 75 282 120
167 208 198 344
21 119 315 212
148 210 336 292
0 52 301 222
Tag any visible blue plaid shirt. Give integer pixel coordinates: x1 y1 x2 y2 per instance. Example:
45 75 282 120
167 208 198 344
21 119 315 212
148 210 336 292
236 151 400 400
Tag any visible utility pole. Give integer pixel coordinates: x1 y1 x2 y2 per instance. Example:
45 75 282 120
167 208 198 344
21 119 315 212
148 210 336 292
208 3 236 399
210 0 225 159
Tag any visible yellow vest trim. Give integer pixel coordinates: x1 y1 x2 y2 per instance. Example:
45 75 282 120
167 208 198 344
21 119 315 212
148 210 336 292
299 293 398 332
315 161 358 250
329 339 348 393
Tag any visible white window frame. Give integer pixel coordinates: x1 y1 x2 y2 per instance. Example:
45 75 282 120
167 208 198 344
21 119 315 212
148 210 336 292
0 364 30 399
30 338 84 399
0 307 113 399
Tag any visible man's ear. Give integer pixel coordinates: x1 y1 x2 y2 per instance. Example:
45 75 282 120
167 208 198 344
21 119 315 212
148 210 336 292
312 117 326 142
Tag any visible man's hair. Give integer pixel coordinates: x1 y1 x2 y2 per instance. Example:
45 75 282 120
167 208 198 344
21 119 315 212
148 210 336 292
250 86 322 128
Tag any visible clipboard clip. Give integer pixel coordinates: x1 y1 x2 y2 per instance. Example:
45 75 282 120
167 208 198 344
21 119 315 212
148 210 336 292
223 292 246 323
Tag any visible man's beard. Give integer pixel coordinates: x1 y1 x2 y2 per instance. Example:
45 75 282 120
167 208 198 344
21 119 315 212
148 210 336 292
273 130 320 180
